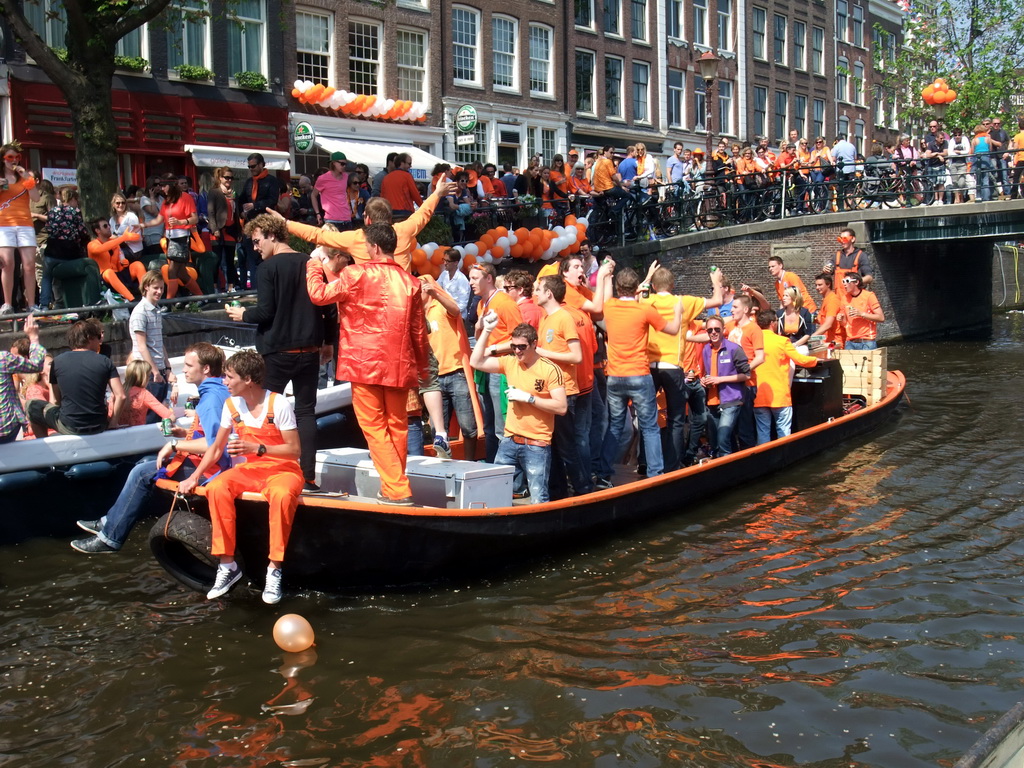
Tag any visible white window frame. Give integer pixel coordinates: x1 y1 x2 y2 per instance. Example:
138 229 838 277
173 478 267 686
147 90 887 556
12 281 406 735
774 90 788 142
492 15 519 93
752 8 766 60
603 0 621 36
873 85 884 127
668 68 685 127
452 5 481 86
793 21 806 70
794 94 807 138
541 128 556 164
605 55 624 119
718 79 733 135
575 0 595 29
529 24 554 97
693 0 708 47
854 119 865 154
838 115 850 143
813 98 825 138
853 61 865 105
116 24 149 63
348 18 381 95
25 0 66 48
167 1 211 72
575 49 597 115
836 0 848 43
632 60 650 124
753 86 767 138
694 77 706 132
296 9 333 86
667 0 683 40
812 26 824 74
630 0 648 42
852 5 864 47
836 56 849 103
228 0 268 78
717 0 732 51
773 13 787 66
398 0 428 10
396 27 428 104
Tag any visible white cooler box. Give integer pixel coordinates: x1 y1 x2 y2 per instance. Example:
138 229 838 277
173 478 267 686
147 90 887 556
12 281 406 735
315 448 514 509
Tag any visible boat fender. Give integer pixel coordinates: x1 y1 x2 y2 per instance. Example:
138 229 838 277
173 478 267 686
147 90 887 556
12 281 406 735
0 470 48 492
64 461 116 481
316 412 347 431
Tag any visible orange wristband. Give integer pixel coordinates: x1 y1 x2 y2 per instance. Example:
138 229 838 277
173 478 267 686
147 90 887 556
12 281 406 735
22 176 36 190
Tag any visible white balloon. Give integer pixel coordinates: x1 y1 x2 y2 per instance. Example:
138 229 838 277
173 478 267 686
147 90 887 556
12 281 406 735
293 79 304 91
422 242 437 256
464 243 479 257
552 226 565 237
453 245 465 256
480 252 493 264
579 217 589 229
507 232 518 246
496 237 510 250
302 80 314 91
566 227 578 243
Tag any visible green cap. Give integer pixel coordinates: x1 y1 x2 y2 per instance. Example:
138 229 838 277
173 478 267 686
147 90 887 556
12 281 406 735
330 151 347 163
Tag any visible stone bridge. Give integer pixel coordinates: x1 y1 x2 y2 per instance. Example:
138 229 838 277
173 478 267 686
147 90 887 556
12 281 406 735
622 200 1024 343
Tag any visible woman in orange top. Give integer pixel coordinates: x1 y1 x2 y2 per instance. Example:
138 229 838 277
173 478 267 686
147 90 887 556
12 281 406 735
735 147 761 220
0 141 41 313
548 155 571 221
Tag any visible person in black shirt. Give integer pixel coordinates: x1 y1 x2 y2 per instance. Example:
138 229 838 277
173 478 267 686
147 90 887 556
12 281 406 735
26 318 126 436
226 214 338 490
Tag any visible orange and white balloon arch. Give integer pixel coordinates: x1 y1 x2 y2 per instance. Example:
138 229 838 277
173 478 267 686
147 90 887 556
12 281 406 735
291 80 427 122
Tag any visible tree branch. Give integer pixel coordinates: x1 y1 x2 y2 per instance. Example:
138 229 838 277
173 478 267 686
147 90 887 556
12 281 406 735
0 0 83 88
108 0 177 44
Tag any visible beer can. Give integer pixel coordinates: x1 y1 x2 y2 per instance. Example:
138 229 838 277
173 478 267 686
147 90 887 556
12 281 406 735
185 396 199 411
161 418 173 436
230 300 242 307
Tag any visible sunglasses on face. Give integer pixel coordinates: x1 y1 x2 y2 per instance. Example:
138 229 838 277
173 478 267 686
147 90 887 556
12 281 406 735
843 277 858 284
4 154 21 160
707 328 723 334
223 176 234 180
509 343 530 352
248 164 260 170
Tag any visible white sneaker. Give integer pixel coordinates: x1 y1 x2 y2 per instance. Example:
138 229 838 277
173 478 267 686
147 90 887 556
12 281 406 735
0 304 12 315
207 562 242 599
263 566 283 604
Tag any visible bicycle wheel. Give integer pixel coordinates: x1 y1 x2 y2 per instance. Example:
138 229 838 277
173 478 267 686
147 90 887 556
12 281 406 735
761 187 782 219
808 183 829 214
698 194 724 229
905 176 925 206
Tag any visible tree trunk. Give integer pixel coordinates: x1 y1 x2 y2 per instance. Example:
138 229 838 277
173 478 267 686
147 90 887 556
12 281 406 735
65 73 120 221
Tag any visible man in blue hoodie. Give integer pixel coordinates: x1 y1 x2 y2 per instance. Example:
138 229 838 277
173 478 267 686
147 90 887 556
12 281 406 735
71 342 230 553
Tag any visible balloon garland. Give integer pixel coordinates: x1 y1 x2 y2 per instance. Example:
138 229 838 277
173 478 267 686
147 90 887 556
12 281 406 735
921 78 958 106
410 216 591 278
291 80 427 122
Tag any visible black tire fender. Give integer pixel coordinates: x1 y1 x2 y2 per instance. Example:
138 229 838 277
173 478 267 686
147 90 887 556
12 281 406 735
149 508 219 594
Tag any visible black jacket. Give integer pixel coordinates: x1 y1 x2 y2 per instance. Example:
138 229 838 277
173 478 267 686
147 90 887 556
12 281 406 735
240 173 282 221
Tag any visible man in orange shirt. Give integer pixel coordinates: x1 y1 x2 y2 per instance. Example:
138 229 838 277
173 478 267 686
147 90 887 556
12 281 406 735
379 153 423 221
591 145 629 215
277 180 456 271
768 255 816 314
470 262 523 461
753 312 820 443
535 275 588 498
594 264 681 487
813 273 843 346
471 320 566 503
837 272 884 350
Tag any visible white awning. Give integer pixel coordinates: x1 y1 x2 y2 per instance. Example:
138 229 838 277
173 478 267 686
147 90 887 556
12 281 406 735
184 144 292 171
313 137 446 181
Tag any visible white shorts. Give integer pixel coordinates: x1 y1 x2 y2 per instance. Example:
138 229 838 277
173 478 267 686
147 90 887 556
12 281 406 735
0 226 37 249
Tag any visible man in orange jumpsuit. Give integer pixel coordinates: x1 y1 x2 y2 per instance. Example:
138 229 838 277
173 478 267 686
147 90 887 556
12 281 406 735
178 350 304 605
87 217 144 300
306 222 429 505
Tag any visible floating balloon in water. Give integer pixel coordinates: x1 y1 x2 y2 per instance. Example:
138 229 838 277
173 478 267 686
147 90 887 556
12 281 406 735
273 613 315 652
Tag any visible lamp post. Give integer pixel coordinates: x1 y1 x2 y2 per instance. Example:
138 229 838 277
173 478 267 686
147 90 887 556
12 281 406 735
697 51 721 160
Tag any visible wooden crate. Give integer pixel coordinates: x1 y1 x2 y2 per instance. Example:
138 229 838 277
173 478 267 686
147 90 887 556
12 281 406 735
834 348 887 404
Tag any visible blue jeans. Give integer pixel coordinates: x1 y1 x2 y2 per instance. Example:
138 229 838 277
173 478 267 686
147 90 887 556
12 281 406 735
755 406 793 445
974 157 994 202
96 457 167 548
589 375 608 476
549 394 592 498
482 372 506 462
407 416 424 456
706 402 741 457
573 389 593 489
439 370 477 439
495 437 551 504
845 340 877 350
599 374 663 479
736 385 757 450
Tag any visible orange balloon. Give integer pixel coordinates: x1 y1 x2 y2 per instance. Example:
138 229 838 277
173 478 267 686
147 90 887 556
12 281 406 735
291 88 301 99
564 215 577 227
430 249 445 266
273 614 315 653
494 226 508 238
480 234 494 248
462 254 477 268
491 245 505 258
510 243 524 258
922 85 934 103
945 89 957 102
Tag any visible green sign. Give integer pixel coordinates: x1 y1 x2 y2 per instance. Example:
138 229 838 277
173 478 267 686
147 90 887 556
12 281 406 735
293 121 315 153
454 105 477 133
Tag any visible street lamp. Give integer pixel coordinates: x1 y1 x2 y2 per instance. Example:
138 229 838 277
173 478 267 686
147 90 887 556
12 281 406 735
697 51 721 159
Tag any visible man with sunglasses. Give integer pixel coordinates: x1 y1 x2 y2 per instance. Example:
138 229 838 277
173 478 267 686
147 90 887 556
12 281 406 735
837 273 884 350
471 319 567 504
239 153 282 285
701 315 750 458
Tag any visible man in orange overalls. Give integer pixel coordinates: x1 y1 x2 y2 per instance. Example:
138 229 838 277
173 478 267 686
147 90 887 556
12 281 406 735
178 350 304 604
306 222 429 505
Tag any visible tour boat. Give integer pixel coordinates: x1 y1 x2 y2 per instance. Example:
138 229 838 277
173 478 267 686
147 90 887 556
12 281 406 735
952 700 1024 768
149 358 907 595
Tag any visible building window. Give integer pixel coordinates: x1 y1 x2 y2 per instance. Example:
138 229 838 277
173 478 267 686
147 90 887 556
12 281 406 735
694 77 706 132
398 0 428 9
454 123 487 166
812 26 824 74
575 0 593 28
576 49 596 113
774 90 788 141
349 20 380 95
25 0 66 47
117 26 146 60
605 56 623 117
836 56 848 102
492 16 518 91
541 129 556 163
693 0 707 46
854 119 865 153
631 0 647 41
873 85 884 126
794 94 807 138
296 10 331 85
773 14 786 65
603 0 620 35
793 21 805 70
813 98 825 138
227 0 265 77
717 0 732 51
529 24 553 96
838 115 850 142
396 29 426 102
836 0 848 43
167 2 210 70
853 61 865 105
752 8 766 60
718 79 733 135
852 5 864 47
753 86 767 138
667 0 683 39
632 61 649 123
527 127 537 162
668 69 685 127
452 6 479 84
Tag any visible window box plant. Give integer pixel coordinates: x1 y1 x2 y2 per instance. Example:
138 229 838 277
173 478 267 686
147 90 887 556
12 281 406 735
177 64 214 81
234 71 267 91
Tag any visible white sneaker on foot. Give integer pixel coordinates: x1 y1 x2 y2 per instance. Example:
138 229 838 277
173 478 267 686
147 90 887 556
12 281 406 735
263 566 283 604
207 562 242 599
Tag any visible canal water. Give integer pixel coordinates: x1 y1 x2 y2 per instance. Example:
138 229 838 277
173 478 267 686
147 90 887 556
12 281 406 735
3 314 1024 767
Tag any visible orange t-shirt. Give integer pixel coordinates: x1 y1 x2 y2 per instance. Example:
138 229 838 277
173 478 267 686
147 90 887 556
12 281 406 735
499 354 564 442
564 303 596 394
603 298 667 377
592 157 616 192
0 178 33 227
844 289 882 340
817 291 842 344
517 298 544 330
754 330 819 408
682 319 705 374
726 319 764 386
564 281 594 311
538 307 580 396
482 289 523 346
425 298 464 376
644 293 705 367
775 271 817 314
